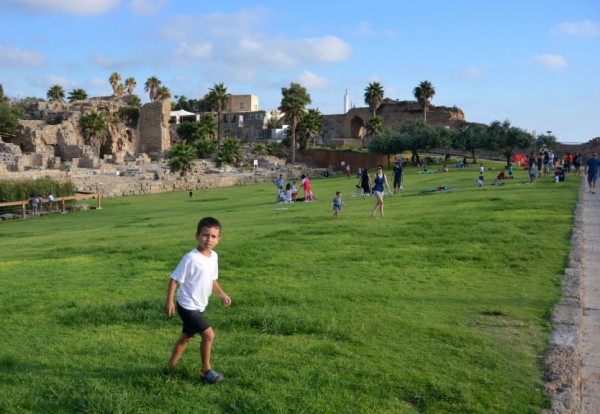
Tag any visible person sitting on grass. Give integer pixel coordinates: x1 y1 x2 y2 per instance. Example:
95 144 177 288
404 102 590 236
496 170 513 180
163 217 232 384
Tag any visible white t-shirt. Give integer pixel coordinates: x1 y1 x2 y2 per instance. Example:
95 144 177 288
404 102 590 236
171 248 218 312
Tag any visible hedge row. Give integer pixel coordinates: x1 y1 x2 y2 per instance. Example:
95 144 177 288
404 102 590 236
0 178 77 203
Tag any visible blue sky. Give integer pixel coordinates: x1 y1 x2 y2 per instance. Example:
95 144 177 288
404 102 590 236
0 0 598 143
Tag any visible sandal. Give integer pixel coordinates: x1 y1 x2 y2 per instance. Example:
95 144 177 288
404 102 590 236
202 369 224 384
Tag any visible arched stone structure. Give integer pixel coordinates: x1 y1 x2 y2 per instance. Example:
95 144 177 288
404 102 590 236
350 115 365 139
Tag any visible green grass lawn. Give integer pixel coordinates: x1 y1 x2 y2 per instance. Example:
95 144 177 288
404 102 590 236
0 161 579 413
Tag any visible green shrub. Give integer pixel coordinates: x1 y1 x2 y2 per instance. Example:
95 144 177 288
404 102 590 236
0 178 77 202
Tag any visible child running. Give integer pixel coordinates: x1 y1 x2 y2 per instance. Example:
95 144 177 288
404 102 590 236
163 217 232 384
332 191 346 219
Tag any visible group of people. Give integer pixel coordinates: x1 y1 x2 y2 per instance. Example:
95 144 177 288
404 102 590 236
29 193 55 217
528 150 583 178
357 161 404 197
274 174 313 203
351 164 395 218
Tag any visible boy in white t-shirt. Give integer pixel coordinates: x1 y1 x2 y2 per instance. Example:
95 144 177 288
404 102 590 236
163 217 232 384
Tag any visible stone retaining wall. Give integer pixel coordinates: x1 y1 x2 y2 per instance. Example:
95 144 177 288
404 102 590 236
0 163 330 198
542 182 584 414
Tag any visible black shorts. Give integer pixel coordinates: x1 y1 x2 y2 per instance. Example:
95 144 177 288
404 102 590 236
177 303 211 336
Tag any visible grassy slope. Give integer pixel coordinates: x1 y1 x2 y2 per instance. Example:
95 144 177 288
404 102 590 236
0 161 579 413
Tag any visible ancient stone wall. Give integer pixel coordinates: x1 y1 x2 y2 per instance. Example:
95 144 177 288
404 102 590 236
322 100 466 145
0 97 174 173
138 100 171 157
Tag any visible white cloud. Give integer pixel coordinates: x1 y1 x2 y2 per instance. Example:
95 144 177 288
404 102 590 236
128 0 168 16
194 7 272 38
534 54 568 69
459 67 484 79
556 20 599 38
296 36 352 63
174 42 213 60
0 44 45 68
1 0 118 15
356 21 376 37
237 38 296 68
297 70 329 89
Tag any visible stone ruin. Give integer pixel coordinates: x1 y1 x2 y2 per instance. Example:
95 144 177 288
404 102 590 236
0 97 172 172
322 99 466 147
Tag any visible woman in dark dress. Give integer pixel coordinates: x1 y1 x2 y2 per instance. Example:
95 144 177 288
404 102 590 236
359 168 371 198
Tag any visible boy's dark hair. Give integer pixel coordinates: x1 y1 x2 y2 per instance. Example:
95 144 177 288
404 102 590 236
197 217 221 234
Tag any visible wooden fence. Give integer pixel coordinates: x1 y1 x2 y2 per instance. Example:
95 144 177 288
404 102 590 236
0 192 102 219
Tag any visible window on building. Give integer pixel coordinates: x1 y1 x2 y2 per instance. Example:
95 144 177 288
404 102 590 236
239 103 245 110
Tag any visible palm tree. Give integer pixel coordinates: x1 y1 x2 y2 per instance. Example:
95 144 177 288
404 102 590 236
144 76 161 102
156 86 171 101
204 83 230 150
81 110 108 157
168 143 197 176
46 85 65 103
68 88 88 102
115 83 125 99
197 114 218 141
364 82 384 117
124 77 136 95
217 138 243 166
128 95 142 107
413 80 436 123
296 108 322 149
365 115 384 138
109 72 121 96
279 82 312 163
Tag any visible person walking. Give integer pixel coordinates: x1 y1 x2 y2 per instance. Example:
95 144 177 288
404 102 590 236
163 217 232 384
332 191 346 219
392 161 404 193
529 160 537 183
371 165 391 218
585 153 600 194
359 168 371 198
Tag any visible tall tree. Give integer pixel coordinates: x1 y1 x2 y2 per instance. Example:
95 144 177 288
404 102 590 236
452 124 488 163
68 88 88 102
364 82 384 117
156 86 171 101
204 83 230 150
144 76 161 102
81 110 108 157
172 95 210 112
413 80 436 123
0 84 9 102
279 82 311 163
296 108 322 149
46 85 65 103
109 72 121 96
0 100 24 136
124 77 137 95
488 120 532 166
115 83 125 99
